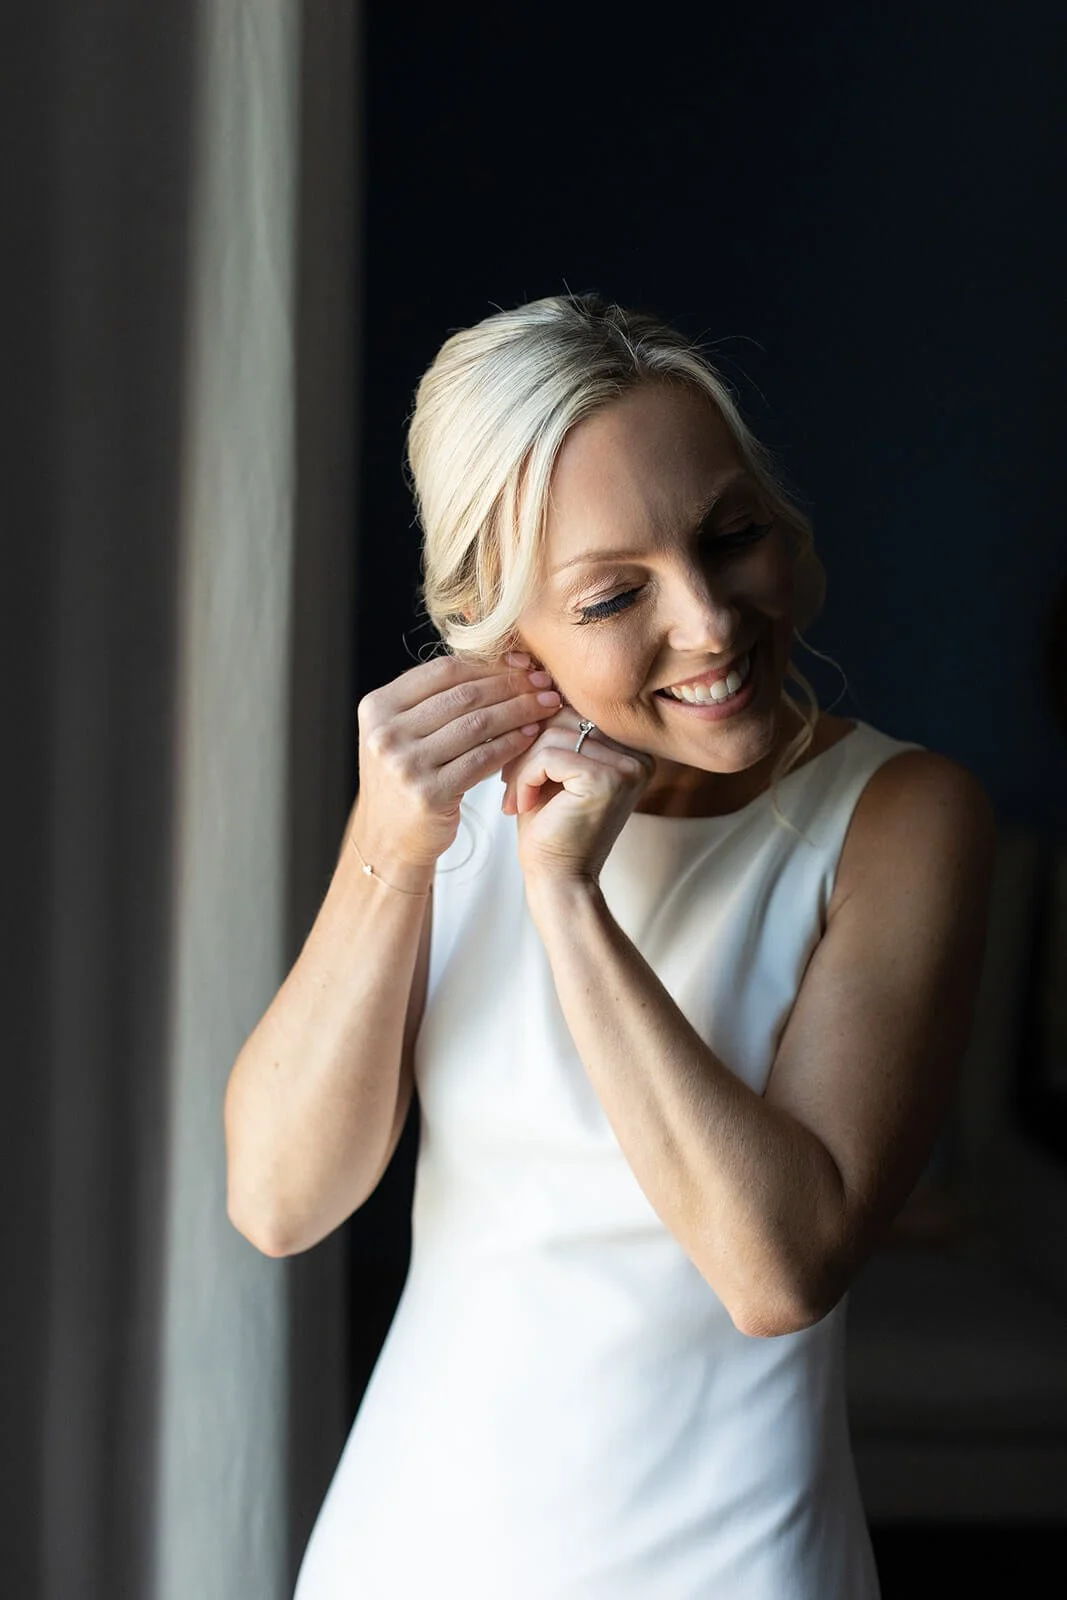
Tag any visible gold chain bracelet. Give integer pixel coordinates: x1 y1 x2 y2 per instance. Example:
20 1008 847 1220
349 831 430 897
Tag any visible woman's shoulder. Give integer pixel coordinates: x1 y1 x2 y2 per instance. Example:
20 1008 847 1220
830 731 996 916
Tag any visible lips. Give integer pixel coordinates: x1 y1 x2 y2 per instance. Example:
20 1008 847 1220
655 642 757 697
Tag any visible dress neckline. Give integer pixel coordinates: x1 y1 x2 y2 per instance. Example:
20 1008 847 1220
625 719 864 828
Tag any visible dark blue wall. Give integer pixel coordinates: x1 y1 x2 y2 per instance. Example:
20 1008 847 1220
357 2 1067 831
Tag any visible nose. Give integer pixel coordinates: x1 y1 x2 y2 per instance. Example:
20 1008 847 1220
664 567 742 656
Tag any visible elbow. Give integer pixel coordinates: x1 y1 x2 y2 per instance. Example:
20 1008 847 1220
227 1197 291 1258
730 1295 830 1340
225 1177 363 1258
712 1176 854 1338
224 1084 293 1257
224 1138 293 1256
724 1261 844 1340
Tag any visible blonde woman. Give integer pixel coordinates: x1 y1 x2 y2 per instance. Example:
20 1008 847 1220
227 293 995 1599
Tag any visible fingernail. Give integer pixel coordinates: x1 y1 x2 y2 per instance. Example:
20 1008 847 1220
536 691 561 707
506 650 532 667
521 722 540 735
528 669 552 687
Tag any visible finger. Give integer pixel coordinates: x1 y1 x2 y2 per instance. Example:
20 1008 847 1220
504 728 651 811
416 678 563 761
504 703 630 755
396 658 555 736
374 651 528 716
510 739 610 812
501 723 645 780
515 749 590 813
434 720 551 802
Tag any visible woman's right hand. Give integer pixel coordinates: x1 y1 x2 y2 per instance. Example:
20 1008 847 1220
352 650 562 889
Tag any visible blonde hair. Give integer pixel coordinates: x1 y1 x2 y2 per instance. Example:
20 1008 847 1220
405 292 831 837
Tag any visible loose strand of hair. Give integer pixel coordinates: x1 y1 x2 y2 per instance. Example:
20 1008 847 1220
768 659 821 843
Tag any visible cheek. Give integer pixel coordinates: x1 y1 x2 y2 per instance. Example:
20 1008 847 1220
545 628 654 715
598 654 663 731
766 534 805 611
743 540 794 609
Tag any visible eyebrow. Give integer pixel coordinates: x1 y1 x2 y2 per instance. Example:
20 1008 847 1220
549 471 753 575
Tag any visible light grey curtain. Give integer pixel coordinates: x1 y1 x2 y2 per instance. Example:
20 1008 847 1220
7 4 358 1596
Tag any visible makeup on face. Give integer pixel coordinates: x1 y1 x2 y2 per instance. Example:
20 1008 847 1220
518 383 798 777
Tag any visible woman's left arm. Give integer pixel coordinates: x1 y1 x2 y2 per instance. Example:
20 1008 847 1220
520 749 996 1338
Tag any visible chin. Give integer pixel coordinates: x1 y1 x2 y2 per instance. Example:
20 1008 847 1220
688 721 780 774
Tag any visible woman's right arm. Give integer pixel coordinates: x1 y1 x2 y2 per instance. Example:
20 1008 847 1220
223 652 560 1256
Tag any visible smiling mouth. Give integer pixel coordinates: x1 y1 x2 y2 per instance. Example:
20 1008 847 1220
655 645 754 705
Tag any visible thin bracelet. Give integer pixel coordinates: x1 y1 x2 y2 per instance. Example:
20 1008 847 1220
348 830 430 897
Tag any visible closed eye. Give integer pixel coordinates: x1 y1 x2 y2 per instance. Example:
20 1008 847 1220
707 519 775 554
576 588 642 624
575 522 773 623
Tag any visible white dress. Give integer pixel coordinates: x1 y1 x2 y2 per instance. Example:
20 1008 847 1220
294 718 923 1599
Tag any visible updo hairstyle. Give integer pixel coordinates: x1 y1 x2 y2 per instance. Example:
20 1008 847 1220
405 292 832 828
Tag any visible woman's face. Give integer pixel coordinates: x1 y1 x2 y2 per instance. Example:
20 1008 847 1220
514 381 804 813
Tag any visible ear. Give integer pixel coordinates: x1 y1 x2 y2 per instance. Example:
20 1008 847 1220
508 632 545 670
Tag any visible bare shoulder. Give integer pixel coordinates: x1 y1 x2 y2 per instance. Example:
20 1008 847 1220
830 745 997 918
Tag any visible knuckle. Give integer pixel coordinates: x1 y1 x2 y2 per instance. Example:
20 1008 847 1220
447 679 481 713
393 749 421 785
463 707 490 742
363 720 396 760
356 689 381 730
430 653 472 690
453 748 489 787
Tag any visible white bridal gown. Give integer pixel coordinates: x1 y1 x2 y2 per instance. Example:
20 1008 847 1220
294 717 922 1599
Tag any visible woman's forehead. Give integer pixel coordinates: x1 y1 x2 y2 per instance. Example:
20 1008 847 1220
544 385 746 557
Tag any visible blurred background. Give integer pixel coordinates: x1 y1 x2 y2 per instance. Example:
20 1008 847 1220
6 1 1066 1596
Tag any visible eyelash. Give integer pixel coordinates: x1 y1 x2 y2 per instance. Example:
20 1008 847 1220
575 520 774 624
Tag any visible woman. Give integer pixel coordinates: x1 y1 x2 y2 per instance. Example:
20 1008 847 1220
226 293 995 1598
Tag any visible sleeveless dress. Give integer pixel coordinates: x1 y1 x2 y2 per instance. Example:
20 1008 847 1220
294 717 924 1599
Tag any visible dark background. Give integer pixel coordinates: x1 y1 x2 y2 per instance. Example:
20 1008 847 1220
353 3 1067 827
347 2 1067 1590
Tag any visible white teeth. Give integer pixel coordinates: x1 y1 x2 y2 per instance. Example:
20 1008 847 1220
663 651 750 704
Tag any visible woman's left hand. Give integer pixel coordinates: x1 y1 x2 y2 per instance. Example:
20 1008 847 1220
499 710 655 885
